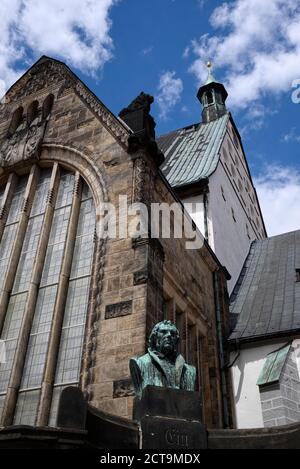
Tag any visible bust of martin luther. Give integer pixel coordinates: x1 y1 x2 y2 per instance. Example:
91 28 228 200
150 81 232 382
129 320 196 398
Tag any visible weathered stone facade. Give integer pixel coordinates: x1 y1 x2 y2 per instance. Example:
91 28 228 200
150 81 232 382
0 56 232 429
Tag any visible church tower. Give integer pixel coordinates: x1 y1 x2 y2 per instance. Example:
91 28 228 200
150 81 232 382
197 62 228 123
159 61 267 294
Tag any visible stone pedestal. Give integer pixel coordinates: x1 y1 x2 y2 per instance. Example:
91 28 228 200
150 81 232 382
134 386 207 449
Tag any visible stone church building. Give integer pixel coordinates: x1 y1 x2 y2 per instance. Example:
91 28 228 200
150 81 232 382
0 56 233 435
0 56 299 449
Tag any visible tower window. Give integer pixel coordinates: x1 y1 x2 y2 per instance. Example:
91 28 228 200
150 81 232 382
206 91 214 105
296 269 300 282
215 92 222 104
221 186 226 201
232 130 240 149
246 223 250 240
231 208 236 223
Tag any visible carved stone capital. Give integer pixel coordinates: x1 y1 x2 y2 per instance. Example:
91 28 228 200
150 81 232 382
132 154 157 208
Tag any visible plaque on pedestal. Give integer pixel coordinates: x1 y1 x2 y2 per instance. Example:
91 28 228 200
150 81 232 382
141 416 207 449
135 386 207 450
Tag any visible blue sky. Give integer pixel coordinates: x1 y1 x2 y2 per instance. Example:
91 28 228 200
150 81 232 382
0 0 300 235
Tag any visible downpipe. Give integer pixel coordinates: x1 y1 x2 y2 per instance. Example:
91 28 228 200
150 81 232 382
213 270 230 428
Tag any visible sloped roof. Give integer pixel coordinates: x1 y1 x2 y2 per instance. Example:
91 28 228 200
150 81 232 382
158 113 229 188
229 230 300 343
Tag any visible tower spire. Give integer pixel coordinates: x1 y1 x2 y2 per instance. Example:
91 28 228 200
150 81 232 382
205 61 216 85
197 61 228 124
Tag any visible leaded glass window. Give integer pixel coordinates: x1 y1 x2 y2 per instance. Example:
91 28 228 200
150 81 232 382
0 165 95 426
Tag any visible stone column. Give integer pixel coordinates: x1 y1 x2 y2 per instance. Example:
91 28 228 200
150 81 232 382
36 172 82 427
131 153 165 339
0 173 18 242
79 234 106 400
1 164 60 426
132 237 165 341
0 165 39 335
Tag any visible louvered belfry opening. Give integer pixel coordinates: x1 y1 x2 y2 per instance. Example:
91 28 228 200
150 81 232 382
0 164 95 427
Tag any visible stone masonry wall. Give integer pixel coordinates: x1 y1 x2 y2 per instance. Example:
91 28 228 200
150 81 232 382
260 348 300 427
0 58 230 427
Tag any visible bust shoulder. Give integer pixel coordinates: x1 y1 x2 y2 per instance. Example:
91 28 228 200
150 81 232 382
131 352 152 370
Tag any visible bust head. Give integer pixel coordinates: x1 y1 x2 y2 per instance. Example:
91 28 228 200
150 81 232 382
149 320 179 358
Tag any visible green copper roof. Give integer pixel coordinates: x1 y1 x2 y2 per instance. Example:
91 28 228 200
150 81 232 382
256 344 291 386
158 113 229 188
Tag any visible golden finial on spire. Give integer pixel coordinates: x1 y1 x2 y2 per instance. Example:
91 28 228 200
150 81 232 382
205 60 215 84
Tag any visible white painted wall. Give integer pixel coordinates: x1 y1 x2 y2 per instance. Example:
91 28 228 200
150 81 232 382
293 339 300 378
209 123 265 293
181 162 259 294
180 121 266 294
230 341 286 429
182 194 205 237
209 163 257 293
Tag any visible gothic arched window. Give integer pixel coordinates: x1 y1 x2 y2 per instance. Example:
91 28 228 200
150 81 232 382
27 100 39 125
42 94 54 121
0 163 95 427
8 107 23 136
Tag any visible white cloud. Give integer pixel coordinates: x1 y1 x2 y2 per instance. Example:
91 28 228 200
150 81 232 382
239 104 278 135
140 46 153 56
255 164 300 236
156 71 183 119
0 0 117 93
187 0 300 109
282 127 300 143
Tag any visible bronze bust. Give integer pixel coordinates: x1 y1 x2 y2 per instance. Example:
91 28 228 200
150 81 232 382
130 320 196 398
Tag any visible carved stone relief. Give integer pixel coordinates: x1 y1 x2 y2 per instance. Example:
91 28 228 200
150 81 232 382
0 121 47 168
5 58 129 148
